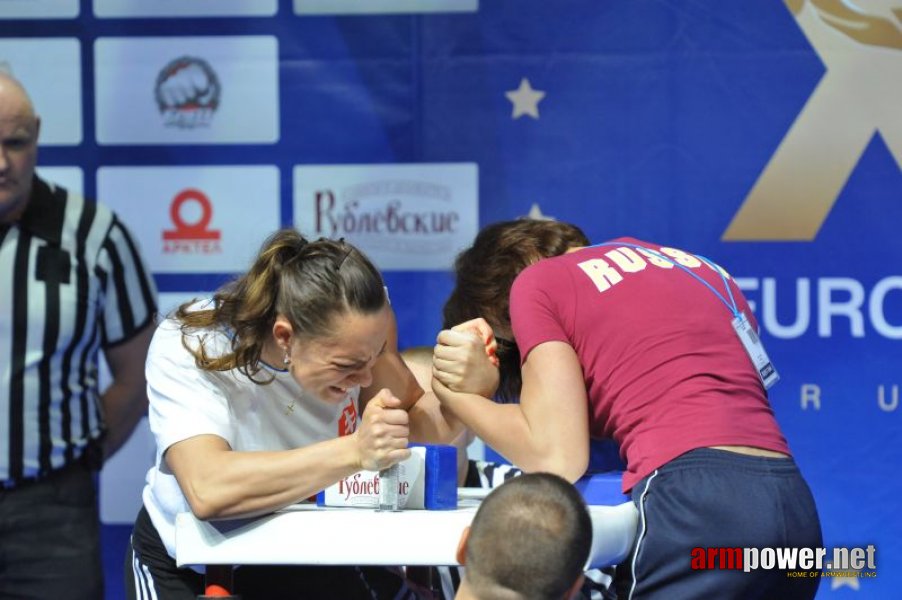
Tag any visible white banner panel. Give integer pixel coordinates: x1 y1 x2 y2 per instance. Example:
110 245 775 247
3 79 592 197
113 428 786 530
97 166 280 273
0 0 78 18
294 0 477 15
94 0 277 18
95 36 279 145
36 167 83 196
0 38 82 145
293 163 478 271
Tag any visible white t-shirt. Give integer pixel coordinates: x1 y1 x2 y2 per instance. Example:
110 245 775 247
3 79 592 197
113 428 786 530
142 301 361 559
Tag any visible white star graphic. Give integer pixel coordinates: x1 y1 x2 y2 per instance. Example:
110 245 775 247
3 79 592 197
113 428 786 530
505 78 546 119
525 203 556 220
830 574 861 591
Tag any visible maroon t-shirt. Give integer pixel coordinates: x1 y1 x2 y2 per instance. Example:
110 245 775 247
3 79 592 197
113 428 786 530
510 237 789 492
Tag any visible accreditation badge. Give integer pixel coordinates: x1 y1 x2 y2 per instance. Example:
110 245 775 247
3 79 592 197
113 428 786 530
732 313 780 390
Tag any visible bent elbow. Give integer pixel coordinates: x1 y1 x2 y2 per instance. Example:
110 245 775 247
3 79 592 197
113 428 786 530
183 485 225 521
559 462 589 484
189 503 217 522
530 454 588 484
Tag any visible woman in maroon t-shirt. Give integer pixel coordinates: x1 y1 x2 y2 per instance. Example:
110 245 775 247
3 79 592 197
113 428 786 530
433 219 822 600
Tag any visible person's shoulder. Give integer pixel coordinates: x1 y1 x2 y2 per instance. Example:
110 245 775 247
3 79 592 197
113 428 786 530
41 179 116 231
160 299 219 337
517 252 570 281
179 299 230 339
40 177 89 208
46 180 127 231
86 194 120 228
612 235 645 245
510 258 566 303
150 299 224 355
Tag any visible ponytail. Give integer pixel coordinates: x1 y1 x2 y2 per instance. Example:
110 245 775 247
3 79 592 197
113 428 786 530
177 229 385 383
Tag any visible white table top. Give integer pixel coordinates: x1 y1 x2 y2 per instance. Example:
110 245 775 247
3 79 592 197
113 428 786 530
175 496 638 570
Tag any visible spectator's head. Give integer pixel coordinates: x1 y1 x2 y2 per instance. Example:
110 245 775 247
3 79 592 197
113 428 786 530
0 72 40 224
456 472 592 600
178 229 389 402
443 219 589 401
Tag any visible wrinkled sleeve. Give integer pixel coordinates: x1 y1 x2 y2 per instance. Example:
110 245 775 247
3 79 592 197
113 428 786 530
98 215 158 347
145 319 235 461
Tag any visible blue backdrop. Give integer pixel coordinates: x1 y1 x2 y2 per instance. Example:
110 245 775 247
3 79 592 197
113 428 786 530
2 1 899 598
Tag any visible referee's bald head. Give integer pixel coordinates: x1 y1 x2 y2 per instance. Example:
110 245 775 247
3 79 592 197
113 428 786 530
0 71 41 224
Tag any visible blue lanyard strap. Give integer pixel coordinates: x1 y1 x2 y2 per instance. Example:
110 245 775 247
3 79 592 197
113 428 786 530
585 242 741 318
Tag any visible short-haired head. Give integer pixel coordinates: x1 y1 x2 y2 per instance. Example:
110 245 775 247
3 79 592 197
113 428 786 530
0 71 36 117
462 472 592 600
443 219 589 401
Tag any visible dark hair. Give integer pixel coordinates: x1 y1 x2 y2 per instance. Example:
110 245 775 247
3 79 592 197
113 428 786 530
443 219 589 401
177 229 385 383
466 473 592 600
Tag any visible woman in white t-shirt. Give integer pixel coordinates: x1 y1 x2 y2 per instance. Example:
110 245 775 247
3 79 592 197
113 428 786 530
125 229 476 600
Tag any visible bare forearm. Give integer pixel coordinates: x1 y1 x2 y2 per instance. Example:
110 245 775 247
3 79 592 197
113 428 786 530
101 323 155 460
100 382 148 459
439 392 528 464
178 390 411 520
407 391 463 445
176 435 362 520
439 390 585 481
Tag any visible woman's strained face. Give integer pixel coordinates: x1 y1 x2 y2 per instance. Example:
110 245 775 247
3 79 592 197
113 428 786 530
288 304 392 403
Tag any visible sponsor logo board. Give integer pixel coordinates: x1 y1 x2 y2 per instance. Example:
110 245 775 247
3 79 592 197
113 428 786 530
293 163 478 271
97 166 280 272
95 36 279 145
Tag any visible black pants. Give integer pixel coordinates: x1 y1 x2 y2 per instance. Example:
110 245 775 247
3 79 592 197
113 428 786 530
0 461 103 599
623 448 823 600
126 505 413 600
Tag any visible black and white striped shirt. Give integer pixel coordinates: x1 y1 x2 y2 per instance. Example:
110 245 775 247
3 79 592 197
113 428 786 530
0 176 157 484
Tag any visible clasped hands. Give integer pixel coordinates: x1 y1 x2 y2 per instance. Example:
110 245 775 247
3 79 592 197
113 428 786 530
353 318 500 472
432 317 501 406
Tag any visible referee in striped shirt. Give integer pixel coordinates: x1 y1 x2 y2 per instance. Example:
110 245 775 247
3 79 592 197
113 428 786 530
0 73 157 598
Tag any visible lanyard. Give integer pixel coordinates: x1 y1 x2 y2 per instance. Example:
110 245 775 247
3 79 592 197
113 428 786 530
586 241 740 318
585 241 779 389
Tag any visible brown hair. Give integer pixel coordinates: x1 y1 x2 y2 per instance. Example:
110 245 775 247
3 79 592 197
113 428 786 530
443 219 589 402
177 229 386 383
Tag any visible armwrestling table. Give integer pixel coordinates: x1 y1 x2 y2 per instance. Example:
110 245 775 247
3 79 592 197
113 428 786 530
175 494 638 598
